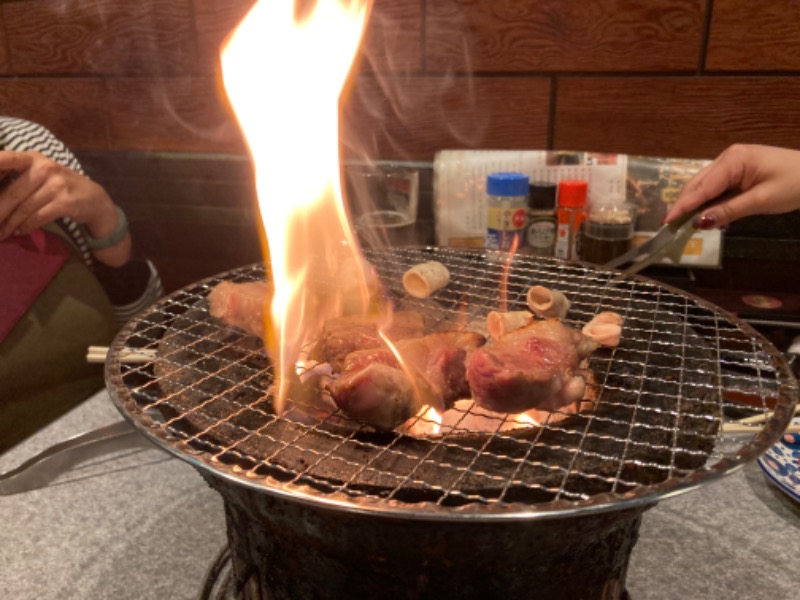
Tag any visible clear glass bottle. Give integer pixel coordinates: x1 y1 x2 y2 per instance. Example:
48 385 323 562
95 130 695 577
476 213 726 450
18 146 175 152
580 203 635 264
485 172 529 252
523 180 557 256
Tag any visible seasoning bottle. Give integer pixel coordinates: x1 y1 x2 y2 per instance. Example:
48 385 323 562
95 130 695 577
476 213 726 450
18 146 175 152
580 203 635 264
523 181 557 256
554 180 587 261
485 172 529 252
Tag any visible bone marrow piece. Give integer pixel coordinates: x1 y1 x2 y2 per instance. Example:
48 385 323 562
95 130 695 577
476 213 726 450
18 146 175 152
486 310 533 339
330 331 486 429
402 261 450 298
526 286 570 319
582 312 624 347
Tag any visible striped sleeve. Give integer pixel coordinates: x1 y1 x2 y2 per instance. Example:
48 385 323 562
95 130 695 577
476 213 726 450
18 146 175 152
0 116 93 269
1 116 164 324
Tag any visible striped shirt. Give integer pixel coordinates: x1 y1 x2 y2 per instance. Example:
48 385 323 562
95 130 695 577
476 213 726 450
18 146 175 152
0 116 164 326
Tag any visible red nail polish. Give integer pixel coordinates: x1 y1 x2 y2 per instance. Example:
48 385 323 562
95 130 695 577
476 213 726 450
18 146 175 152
695 214 717 230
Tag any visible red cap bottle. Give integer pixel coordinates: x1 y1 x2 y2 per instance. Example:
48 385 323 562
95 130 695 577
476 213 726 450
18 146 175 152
557 180 588 208
554 180 588 260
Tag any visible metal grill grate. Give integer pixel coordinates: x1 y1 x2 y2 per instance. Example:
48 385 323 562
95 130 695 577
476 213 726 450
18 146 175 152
106 248 797 519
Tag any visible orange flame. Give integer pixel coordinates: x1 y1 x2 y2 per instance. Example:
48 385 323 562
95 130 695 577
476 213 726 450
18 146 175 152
405 405 442 437
221 0 374 412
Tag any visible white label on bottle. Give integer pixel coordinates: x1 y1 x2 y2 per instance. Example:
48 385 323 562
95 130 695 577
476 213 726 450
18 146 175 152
526 220 556 249
554 224 570 258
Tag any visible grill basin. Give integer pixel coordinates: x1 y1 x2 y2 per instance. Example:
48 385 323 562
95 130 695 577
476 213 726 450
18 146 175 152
207 470 645 600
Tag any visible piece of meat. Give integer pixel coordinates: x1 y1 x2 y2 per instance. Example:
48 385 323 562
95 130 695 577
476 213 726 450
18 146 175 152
330 331 486 429
310 311 426 372
465 317 621 414
208 280 273 338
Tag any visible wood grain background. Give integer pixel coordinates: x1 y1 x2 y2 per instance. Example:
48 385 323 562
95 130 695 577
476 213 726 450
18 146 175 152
3 0 800 293
3 0 800 160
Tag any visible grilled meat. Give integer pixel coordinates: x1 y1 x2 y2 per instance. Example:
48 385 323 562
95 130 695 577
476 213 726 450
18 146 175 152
310 311 426 372
208 280 273 339
330 331 486 429
466 316 621 414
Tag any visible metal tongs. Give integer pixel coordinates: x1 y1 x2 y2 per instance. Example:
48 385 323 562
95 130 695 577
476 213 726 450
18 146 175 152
603 192 734 279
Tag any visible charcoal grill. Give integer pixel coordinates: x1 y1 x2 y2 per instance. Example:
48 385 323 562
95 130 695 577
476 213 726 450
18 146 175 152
105 247 797 600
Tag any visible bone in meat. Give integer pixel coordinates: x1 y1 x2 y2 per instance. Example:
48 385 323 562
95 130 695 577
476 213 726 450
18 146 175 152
465 317 621 414
309 311 426 372
330 331 486 429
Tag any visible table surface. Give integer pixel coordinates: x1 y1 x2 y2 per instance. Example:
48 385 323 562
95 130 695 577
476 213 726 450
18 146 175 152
2 390 798 600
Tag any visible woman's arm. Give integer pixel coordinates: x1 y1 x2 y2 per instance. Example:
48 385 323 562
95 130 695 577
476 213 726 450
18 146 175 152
665 144 800 229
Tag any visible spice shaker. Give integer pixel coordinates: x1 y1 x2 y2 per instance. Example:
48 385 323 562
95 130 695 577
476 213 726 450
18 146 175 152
485 172 529 252
523 181 557 257
554 180 587 260
579 203 636 264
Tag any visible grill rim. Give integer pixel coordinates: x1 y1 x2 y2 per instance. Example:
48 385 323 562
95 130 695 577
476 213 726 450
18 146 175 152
105 250 799 522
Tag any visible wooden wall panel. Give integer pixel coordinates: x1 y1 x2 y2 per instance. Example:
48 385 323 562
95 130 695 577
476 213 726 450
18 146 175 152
0 12 9 73
360 0 423 73
2 0 800 161
107 78 244 153
193 0 422 78
193 0 256 75
0 79 110 149
707 1 800 71
426 0 705 73
342 75 550 161
554 77 800 159
3 0 195 76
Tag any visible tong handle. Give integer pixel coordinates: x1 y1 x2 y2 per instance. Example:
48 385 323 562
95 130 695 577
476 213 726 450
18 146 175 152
608 189 738 275
0 420 154 495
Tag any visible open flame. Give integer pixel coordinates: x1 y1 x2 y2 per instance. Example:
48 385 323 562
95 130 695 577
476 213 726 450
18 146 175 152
221 0 375 412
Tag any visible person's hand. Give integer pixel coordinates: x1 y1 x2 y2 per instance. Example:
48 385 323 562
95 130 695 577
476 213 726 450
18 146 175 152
0 150 131 265
664 144 800 229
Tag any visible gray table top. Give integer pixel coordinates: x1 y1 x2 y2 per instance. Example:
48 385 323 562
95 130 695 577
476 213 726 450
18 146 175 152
2 390 798 600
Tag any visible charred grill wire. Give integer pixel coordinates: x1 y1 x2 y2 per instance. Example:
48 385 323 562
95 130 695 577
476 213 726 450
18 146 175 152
106 248 797 518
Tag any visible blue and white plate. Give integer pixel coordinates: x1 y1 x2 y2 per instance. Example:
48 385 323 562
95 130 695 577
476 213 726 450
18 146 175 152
757 417 800 503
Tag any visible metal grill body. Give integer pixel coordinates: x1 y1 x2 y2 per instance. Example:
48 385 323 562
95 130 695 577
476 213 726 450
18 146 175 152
207 470 645 600
106 248 797 597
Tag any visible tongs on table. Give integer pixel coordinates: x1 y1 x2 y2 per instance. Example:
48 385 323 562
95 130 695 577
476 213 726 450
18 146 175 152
603 192 734 279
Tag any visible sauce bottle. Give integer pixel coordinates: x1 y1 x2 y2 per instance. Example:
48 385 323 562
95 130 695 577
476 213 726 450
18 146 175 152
485 172 529 252
554 180 587 261
523 181 557 256
580 203 635 264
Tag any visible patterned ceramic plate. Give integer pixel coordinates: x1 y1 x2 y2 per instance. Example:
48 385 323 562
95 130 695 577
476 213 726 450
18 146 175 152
757 418 800 503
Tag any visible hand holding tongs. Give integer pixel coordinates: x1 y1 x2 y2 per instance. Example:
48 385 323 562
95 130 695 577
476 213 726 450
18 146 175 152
603 191 735 279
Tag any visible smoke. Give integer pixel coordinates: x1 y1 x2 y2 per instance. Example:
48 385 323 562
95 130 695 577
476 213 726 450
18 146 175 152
340 2 483 248
342 3 483 162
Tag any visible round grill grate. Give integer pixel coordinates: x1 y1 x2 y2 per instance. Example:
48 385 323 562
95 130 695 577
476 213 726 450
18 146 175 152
105 248 797 519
